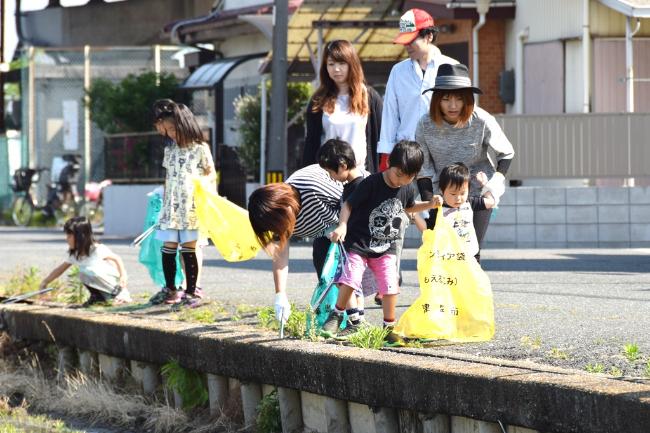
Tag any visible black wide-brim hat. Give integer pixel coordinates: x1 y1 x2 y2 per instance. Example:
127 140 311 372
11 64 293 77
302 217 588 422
423 63 483 95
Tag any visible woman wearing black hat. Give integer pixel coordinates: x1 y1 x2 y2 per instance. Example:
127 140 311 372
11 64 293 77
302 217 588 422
416 63 515 262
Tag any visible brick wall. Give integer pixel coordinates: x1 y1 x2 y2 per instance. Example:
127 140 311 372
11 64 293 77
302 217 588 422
477 20 506 114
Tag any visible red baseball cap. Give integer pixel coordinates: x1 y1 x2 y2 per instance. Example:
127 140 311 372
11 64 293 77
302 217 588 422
393 9 435 45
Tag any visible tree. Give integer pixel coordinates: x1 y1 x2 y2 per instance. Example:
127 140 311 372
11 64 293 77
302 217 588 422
86 72 179 133
234 81 311 181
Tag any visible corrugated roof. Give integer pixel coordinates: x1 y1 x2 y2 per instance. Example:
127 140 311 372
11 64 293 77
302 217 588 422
286 0 405 65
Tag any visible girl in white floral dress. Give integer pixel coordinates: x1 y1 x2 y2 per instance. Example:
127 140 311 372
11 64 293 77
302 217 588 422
150 99 216 306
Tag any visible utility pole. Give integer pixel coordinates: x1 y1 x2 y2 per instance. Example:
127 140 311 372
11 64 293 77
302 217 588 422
267 0 288 183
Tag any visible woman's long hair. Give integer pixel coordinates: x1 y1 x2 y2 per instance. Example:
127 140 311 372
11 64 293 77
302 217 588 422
152 99 204 147
247 183 301 253
64 216 95 260
311 40 368 116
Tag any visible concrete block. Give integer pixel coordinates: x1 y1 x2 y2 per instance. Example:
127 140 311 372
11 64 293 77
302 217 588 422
57 346 76 381
98 353 127 382
598 224 630 243
630 187 650 204
485 224 516 243
567 224 598 243
348 402 375 433
566 205 597 224
499 188 515 206
534 206 566 224
516 225 535 243
515 188 534 205
421 413 450 433
325 396 350 433
630 205 650 223
77 349 98 377
597 187 629 204
130 360 158 394
566 187 597 205
597 205 629 223
507 426 539 433
535 225 567 243
241 382 263 428
374 407 399 433
278 387 303 433
534 188 565 205
173 389 183 409
631 224 650 242
516 206 535 224
398 410 421 433
301 391 327 433
207 374 229 416
491 206 516 224
262 384 276 397
450 416 501 433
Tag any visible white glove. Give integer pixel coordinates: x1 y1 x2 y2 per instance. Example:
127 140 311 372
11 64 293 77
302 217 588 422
484 172 506 201
274 292 291 324
149 185 164 197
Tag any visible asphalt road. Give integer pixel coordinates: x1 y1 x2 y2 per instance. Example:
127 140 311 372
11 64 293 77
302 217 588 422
1 226 649 377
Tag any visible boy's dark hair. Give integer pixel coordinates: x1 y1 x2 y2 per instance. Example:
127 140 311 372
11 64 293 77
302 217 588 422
418 26 439 44
388 140 424 176
316 139 356 172
63 216 95 260
438 162 470 192
152 99 204 148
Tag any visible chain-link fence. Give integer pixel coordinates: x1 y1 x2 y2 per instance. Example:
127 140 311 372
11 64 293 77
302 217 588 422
20 46 186 199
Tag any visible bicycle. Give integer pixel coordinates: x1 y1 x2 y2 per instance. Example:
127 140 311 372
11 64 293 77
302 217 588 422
10 155 83 226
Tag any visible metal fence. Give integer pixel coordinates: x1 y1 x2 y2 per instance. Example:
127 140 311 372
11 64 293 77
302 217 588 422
496 112 650 179
21 46 186 192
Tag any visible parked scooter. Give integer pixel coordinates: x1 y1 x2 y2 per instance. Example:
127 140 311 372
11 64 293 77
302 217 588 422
79 179 112 227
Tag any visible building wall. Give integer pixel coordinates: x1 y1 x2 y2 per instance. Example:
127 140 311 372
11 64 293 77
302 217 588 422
590 0 650 37
477 19 506 114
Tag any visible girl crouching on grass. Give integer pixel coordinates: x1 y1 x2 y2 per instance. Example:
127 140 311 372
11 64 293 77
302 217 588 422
39 216 131 306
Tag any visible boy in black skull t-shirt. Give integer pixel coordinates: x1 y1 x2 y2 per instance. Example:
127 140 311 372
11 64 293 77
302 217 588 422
323 140 442 346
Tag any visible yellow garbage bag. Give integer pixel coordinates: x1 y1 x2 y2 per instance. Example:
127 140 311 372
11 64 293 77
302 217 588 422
395 207 494 342
193 179 260 262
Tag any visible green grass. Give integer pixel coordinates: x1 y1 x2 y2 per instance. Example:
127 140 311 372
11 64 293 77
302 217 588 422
608 366 623 377
645 361 650 378
584 363 605 374
160 359 208 410
547 347 569 360
256 390 281 433
520 335 542 350
0 266 87 305
174 302 227 324
347 325 391 350
257 305 314 339
0 401 84 433
623 343 640 362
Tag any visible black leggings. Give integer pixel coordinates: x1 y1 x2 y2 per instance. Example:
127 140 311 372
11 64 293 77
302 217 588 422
312 236 331 278
473 208 493 263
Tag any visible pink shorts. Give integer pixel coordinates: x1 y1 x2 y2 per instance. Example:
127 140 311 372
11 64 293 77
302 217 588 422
336 251 399 296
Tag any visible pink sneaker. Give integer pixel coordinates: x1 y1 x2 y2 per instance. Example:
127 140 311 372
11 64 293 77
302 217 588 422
164 289 184 304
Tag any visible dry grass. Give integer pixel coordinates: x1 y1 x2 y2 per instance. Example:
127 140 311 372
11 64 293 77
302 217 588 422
0 357 240 433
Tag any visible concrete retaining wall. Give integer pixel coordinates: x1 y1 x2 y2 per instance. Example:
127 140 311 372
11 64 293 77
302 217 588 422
405 187 650 248
1 305 649 433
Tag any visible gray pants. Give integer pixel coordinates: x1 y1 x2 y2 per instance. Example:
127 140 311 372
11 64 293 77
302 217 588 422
79 272 121 298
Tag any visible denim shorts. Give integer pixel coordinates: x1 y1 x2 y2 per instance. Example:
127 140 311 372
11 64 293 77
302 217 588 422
155 228 199 244
336 251 399 296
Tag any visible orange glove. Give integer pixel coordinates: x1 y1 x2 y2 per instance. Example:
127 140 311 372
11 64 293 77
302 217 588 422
378 153 390 172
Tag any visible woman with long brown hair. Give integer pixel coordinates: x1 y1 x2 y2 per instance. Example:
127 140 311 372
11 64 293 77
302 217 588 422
303 40 382 172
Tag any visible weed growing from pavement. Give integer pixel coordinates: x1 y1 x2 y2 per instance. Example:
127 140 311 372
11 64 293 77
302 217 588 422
548 347 569 360
608 366 623 377
623 343 640 362
0 397 85 433
584 363 605 374
520 335 542 350
160 359 209 410
1 266 48 297
1 266 87 305
174 302 227 324
256 389 281 433
257 305 314 339
645 361 650 378
347 325 391 350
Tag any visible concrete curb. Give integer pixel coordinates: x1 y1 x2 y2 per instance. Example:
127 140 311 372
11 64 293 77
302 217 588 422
1 304 649 433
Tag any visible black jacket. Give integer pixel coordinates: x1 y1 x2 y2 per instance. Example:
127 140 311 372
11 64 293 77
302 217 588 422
302 86 383 173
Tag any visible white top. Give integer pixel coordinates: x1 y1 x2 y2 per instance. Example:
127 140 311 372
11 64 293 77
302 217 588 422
322 94 368 167
65 243 120 285
378 47 458 154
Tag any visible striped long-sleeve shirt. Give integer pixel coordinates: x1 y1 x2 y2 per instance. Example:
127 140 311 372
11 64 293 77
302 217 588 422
286 164 343 239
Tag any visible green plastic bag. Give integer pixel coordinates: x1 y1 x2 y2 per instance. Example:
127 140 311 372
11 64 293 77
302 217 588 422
307 242 347 332
138 192 184 288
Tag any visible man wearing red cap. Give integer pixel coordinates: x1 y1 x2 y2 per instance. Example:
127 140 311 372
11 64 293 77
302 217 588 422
378 8 458 171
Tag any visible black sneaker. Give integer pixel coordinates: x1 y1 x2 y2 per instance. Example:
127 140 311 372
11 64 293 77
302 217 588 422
149 287 171 305
383 326 405 347
335 321 362 341
82 291 105 308
320 311 344 338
